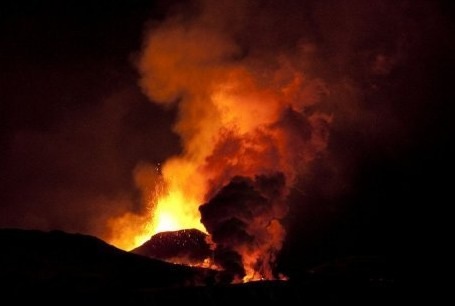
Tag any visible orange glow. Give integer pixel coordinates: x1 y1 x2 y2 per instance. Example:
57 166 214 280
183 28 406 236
108 4 331 282
153 212 178 233
150 189 206 234
108 159 207 250
108 64 329 275
147 157 207 235
106 212 153 251
107 190 206 251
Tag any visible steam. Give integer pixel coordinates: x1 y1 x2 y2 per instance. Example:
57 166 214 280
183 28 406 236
138 0 331 279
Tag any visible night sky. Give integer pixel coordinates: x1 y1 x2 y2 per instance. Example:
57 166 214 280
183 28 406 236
1 0 454 277
1 0 181 235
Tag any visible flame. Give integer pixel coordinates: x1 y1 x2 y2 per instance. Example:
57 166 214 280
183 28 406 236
107 1 331 282
151 189 206 234
108 160 207 250
108 65 329 276
148 158 207 234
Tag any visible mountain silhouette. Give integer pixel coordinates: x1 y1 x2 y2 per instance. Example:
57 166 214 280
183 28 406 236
0 228 399 304
0 228 216 292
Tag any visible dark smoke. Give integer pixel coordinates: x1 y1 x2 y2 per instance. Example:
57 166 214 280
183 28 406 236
200 173 286 280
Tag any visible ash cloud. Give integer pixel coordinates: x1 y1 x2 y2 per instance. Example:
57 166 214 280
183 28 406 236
200 173 287 280
138 0 334 277
138 0 454 278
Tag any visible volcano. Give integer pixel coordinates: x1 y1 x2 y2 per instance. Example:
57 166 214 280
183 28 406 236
131 229 212 265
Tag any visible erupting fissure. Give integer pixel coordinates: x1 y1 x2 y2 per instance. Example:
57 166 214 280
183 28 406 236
109 0 331 282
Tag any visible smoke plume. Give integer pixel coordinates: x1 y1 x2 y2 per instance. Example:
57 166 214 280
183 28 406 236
200 173 287 280
137 0 331 279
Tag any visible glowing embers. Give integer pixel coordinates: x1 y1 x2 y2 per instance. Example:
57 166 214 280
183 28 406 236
131 228 216 269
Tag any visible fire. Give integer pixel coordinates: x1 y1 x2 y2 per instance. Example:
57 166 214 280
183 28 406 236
108 0 331 282
108 160 207 250
148 157 208 234
151 189 206 234
153 212 178 233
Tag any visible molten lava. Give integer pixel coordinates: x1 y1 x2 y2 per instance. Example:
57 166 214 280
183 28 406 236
152 189 205 234
107 161 208 251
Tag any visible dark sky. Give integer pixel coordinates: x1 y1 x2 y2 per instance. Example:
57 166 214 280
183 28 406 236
1 0 454 277
1 0 182 236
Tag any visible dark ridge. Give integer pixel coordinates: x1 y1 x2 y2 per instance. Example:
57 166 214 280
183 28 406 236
0 228 216 291
0 229 400 304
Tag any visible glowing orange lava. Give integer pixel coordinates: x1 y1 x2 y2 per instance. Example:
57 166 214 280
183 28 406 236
150 189 206 234
108 159 208 251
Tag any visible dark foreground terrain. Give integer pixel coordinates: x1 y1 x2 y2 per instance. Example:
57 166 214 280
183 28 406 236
0 229 399 304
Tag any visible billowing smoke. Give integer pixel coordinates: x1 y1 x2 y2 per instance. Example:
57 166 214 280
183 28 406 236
200 173 287 280
135 0 453 279
2 0 451 280
137 0 331 280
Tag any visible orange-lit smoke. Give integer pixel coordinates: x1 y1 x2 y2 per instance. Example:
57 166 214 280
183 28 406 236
111 0 331 278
